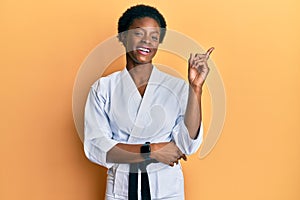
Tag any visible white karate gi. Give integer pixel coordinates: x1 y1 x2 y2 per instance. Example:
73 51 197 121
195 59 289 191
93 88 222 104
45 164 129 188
84 66 203 199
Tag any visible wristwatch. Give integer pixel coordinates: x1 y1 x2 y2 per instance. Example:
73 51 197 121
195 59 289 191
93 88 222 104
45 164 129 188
140 142 151 160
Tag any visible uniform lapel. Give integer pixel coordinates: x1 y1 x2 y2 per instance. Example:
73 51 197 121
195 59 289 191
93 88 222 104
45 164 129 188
128 66 166 142
110 68 142 136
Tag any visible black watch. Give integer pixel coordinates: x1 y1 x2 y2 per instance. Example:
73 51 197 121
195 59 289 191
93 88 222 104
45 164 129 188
140 142 151 160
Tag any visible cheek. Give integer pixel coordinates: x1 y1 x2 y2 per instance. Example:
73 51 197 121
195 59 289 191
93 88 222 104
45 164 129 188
124 40 134 52
151 46 159 55
125 37 139 51
152 49 158 56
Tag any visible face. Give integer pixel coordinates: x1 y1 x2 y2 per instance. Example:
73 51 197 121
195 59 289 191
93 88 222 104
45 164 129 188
122 17 161 65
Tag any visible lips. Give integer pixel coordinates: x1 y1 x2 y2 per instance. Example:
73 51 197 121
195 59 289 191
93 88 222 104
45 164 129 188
136 46 151 55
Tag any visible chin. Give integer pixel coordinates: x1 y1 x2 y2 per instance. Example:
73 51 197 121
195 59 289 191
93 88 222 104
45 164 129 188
135 60 152 65
134 55 153 64
137 56 151 62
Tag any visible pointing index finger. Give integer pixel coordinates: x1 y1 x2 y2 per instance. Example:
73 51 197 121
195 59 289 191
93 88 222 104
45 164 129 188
205 47 215 59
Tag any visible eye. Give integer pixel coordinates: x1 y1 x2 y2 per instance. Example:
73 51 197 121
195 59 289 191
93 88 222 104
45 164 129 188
151 36 159 41
134 31 143 37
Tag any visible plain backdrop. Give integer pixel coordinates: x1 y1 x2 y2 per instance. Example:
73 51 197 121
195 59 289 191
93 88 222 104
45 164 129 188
0 0 299 199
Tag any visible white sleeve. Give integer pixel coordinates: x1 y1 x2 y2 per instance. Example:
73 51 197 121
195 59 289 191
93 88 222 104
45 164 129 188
171 83 203 155
171 115 203 155
84 82 118 169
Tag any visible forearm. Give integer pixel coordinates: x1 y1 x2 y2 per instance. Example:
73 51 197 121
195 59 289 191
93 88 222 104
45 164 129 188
106 142 184 166
106 143 145 163
106 142 166 163
184 86 203 139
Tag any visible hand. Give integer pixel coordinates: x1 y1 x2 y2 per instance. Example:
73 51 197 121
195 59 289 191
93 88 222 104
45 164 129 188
188 47 214 90
150 142 187 167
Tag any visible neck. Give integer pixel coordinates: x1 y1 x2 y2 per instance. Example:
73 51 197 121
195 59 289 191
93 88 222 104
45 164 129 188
126 55 153 86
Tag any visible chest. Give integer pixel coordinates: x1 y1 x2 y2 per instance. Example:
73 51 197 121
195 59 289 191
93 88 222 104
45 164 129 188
105 83 185 140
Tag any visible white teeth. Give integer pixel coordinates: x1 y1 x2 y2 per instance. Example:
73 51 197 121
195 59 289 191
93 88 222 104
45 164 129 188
138 47 150 53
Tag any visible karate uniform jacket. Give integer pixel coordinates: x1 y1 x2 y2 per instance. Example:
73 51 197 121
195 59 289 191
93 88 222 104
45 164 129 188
84 66 203 199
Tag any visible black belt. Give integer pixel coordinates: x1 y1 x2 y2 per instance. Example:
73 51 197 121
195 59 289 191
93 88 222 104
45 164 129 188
128 161 151 200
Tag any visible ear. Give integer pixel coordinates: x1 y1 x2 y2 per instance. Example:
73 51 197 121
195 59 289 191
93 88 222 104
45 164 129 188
119 32 127 46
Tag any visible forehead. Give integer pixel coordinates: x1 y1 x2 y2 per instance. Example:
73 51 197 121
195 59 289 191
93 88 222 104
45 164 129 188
128 17 160 31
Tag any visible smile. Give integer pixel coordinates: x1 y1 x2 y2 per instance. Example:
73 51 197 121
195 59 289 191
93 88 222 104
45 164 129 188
137 47 151 54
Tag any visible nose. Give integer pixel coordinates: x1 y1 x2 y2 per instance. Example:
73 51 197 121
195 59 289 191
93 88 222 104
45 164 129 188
141 34 151 44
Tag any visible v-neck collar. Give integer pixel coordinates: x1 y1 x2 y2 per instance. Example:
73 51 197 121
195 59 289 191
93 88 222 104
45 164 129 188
118 66 163 141
124 65 157 100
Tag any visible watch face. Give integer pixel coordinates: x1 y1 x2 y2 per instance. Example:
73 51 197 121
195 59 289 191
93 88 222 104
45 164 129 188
141 143 151 153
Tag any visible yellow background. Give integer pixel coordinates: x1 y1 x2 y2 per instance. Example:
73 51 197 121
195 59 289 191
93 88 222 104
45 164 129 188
1 0 299 199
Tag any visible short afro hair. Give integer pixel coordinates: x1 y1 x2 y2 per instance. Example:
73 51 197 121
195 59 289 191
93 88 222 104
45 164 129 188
117 4 167 43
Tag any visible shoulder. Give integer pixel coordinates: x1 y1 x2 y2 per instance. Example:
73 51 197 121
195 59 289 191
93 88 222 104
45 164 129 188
155 67 188 91
91 70 123 92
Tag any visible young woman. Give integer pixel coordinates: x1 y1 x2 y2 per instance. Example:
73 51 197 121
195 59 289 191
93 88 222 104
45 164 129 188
84 4 214 200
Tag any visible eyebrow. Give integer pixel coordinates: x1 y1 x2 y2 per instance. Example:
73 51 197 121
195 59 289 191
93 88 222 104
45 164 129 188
135 27 160 34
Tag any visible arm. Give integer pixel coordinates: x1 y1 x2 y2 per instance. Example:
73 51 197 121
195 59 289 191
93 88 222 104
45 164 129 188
107 142 186 166
84 81 185 168
184 47 215 139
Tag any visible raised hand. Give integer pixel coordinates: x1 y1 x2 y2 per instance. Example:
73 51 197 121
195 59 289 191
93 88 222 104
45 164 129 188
188 47 214 90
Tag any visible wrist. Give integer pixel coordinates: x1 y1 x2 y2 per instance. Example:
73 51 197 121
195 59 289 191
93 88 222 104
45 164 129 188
149 143 156 160
189 85 203 97
140 142 151 161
